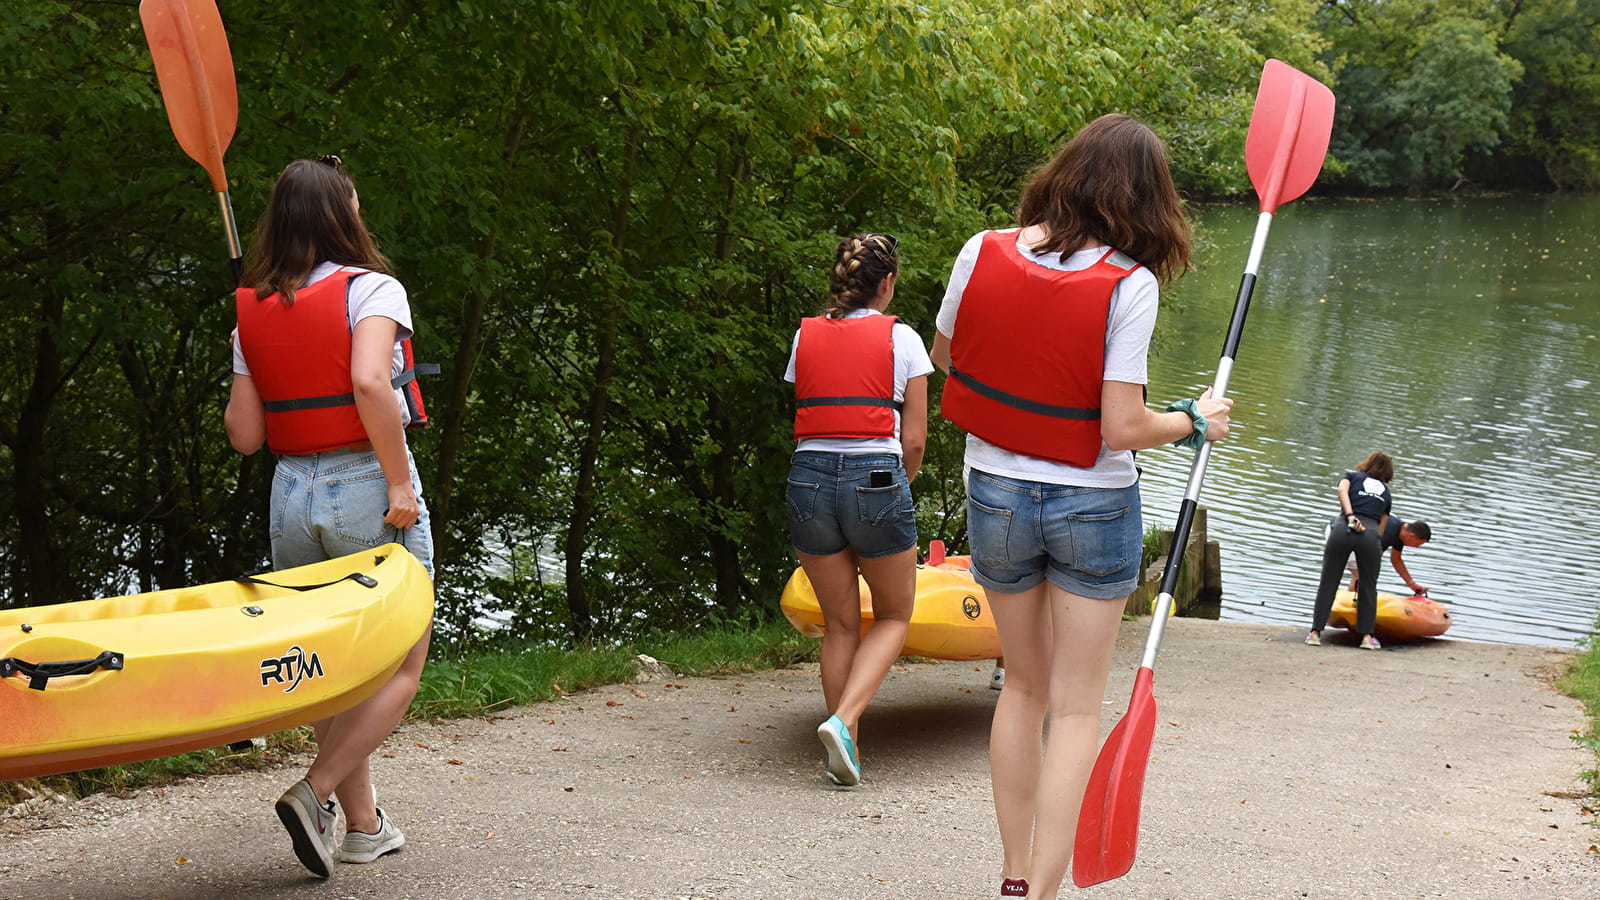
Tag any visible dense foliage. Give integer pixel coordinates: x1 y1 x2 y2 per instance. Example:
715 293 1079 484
2 1 1592 649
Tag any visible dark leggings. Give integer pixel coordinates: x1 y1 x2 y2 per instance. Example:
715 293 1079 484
1311 517 1381 635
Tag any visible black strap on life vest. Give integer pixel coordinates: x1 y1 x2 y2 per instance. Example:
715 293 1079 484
261 363 442 413
796 395 905 411
1 650 124 691
949 366 1100 420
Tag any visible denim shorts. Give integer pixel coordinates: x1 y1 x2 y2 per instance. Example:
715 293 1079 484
270 447 435 579
785 451 917 559
965 468 1141 599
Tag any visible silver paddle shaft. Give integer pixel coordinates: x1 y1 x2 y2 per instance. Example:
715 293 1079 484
1141 210 1275 670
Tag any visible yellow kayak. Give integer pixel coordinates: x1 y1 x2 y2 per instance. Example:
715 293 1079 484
0 543 433 780
779 556 1001 661
1328 588 1451 640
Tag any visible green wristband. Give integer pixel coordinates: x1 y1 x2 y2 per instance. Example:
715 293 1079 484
1165 398 1208 450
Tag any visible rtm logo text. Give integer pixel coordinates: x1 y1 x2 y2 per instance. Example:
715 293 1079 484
260 645 324 693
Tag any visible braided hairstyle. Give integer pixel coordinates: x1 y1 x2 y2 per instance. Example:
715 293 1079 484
822 233 898 318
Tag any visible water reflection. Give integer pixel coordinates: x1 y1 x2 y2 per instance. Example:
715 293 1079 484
1140 195 1600 648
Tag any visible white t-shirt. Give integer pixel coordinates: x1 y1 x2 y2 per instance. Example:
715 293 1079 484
233 262 417 425
935 229 1159 488
784 307 935 455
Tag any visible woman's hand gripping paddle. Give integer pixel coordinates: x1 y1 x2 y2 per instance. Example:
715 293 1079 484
139 0 243 282
1071 59 1335 888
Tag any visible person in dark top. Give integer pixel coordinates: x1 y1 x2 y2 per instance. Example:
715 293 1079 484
1306 452 1394 650
1345 517 1433 595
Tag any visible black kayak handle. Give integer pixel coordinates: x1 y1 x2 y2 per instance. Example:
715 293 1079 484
0 650 124 691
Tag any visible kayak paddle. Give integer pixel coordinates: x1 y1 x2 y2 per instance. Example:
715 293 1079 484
139 0 242 282
1071 59 1335 888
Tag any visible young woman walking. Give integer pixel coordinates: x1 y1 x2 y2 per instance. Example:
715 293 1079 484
931 115 1231 898
226 157 433 877
784 233 931 786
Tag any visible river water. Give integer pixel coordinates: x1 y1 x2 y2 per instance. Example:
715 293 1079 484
1136 194 1599 648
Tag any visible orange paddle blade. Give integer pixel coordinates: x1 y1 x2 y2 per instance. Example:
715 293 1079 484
140 0 237 191
1245 59 1335 213
1072 666 1157 887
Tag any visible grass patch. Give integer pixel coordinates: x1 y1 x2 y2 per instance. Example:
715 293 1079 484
1557 633 1600 797
10 619 817 802
412 619 816 719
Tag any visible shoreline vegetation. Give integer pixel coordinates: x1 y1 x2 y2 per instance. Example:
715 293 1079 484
8 615 1599 818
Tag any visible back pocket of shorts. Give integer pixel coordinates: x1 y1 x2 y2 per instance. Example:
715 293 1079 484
967 495 1014 567
329 467 393 547
786 480 820 524
268 467 298 541
1067 506 1132 577
854 483 905 527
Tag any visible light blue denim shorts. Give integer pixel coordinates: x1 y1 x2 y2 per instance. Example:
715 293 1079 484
965 468 1141 599
785 451 917 559
270 447 435 579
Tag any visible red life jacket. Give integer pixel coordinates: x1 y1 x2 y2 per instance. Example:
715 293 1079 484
793 314 902 441
236 268 433 456
941 231 1141 466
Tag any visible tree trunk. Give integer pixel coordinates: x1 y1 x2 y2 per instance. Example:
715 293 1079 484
705 146 751 612
564 127 640 641
430 113 530 566
12 289 67 604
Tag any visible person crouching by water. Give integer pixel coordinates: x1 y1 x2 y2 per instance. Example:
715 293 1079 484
931 115 1231 899
225 157 433 877
1307 451 1395 650
784 233 932 787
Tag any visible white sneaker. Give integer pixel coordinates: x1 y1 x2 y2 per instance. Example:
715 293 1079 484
340 807 406 863
275 779 337 878
990 667 1005 690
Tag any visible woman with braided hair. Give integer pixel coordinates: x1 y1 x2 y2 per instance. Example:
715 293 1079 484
783 232 932 787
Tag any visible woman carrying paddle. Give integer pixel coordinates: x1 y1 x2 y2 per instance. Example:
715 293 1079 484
784 233 931 787
225 157 432 877
931 115 1230 899
1307 451 1395 650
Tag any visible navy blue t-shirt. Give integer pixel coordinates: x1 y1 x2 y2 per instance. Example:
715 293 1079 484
1378 516 1406 550
1342 470 1392 520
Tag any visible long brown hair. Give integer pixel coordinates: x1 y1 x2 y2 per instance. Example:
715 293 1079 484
822 233 898 318
239 158 391 304
1355 451 1395 483
1015 114 1191 284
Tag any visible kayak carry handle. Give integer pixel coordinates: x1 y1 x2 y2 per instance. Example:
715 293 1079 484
235 571 378 592
1 650 125 691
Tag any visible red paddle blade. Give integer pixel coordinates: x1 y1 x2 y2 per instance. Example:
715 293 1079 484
1072 667 1157 887
1245 59 1335 214
140 0 237 191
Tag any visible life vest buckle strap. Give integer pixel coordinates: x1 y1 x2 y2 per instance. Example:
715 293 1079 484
796 395 905 412
261 366 432 412
949 367 1100 420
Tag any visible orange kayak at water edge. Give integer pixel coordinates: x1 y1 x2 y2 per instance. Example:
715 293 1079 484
1327 589 1451 640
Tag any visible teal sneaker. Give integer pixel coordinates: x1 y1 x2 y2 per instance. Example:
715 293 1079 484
817 714 861 786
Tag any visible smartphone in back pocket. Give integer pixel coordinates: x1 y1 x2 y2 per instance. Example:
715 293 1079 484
868 470 894 488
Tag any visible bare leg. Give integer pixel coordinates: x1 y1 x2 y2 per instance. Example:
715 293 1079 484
1027 586 1126 900
987 583 1052 883
829 546 917 736
304 627 431 833
800 550 864 715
